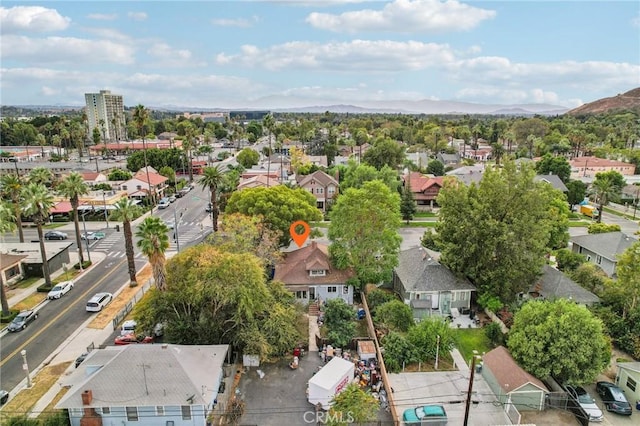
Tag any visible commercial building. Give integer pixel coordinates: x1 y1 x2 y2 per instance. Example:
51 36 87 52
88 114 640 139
85 90 127 142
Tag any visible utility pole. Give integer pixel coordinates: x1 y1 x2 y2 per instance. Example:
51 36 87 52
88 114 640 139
463 352 480 426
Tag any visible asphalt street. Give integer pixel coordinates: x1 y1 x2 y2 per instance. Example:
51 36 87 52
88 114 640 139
0 184 212 392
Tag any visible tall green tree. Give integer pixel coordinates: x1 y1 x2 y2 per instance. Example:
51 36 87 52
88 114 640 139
236 148 259 168
436 162 555 301
132 104 155 207
592 170 624 223
112 198 143 286
22 183 55 287
0 201 16 314
226 185 322 245
362 138 405 170
263 113 276 186
426 159 445 176
614 240 640 318
400 179 417 224
0 174 25 242
508 299 610 384
340 161 400 193
136 216 170 291
198 165 225 232
535 154 571 183
566 179 587 210
57 172 89 264
327 383 379 426
28 167 53 187
329 180 401 286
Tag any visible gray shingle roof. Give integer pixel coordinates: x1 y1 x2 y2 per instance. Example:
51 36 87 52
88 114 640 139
534 174 569 192
530 265 600 305
570 232 638 261
395 247 476 292
56 344 228 409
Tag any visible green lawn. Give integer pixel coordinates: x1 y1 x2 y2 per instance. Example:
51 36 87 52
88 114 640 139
568 221 590 227
12 276 40 289
454 328 493 361
414 212 438 218
402 222 437 228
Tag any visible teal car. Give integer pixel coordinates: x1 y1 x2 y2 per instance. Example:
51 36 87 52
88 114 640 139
81 231 106 240
402 404 447 425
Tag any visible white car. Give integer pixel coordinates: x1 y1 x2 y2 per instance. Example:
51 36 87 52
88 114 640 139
120 319 137 336
157 198 171 209
565 385 604 422
86 292 113 312
47 281 74 299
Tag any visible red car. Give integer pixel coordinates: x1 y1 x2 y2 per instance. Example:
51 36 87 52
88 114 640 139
114 334 154 345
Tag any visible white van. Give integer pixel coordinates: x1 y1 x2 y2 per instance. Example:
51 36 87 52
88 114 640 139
120 320 137 336
86 292 113 312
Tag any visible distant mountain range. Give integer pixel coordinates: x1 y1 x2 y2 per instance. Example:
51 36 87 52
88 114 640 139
567 87 640 115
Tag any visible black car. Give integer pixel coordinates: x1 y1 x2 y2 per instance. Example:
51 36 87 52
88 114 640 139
0 390 9 405
44 230 68 240
7 310 38 332
75 352 89 368
595 381 632 416
205 203 213 213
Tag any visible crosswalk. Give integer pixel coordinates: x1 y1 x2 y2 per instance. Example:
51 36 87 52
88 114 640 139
92 221 210 259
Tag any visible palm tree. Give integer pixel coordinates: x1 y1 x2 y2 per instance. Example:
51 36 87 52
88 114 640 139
29 167 53 187
199 166 224 232
0 201 16 314
36 133 47 158
263 113 275 186
57 172 89 264
112 198 143 286
22 183 55 287
132 105 155 209
0 174 25 242
183 124 197 183
136 216 170 291
592 175 618 223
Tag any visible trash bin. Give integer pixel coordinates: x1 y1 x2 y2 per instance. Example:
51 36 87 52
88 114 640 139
115 224 120 232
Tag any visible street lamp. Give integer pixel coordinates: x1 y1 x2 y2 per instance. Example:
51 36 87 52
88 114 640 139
80 211 92 263
102 191 109 229
21 349 32 388
173 204 181 252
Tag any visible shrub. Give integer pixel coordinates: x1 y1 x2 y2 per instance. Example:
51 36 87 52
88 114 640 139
556 248 586 272
477 293 503 313
484 322 505 346
0 309 19 323
366 289 397 314
37 283 54 293
420 229 440 251
73 261 92 270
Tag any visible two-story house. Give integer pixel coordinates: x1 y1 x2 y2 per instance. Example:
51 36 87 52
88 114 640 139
119 168 168 201
570 232 638 277
296 170 339 213
403 172 444 209
56 344 229 426
273 241 355 304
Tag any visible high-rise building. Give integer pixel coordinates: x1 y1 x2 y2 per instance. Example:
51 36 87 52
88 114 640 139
84 90 127 143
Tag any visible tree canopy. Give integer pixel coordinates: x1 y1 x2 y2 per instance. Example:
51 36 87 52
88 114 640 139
535 154 571 182
329 180 401 287
508 299 610 384
362 137 405 170
436 162 557 302
225 185 322 245
236 148 259 168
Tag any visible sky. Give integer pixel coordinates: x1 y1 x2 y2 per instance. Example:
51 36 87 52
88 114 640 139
1 0 639 109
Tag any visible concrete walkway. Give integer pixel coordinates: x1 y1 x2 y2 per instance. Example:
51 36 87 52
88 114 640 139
308 315 319 352
450 348 470 373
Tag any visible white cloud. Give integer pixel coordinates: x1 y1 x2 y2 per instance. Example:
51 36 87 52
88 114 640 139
212 15 259 28
145 43 207 68
83 27 132 42
41 86 60 96
128 12 147 21
87 13 118 21
216 39 455 71
1 35 135 65
305 0 496 33
0 6 70 33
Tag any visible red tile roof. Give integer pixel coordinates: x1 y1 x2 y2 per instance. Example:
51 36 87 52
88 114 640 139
274 242 354 285
133 171 168 186
405 172 444 192
51 201 73 214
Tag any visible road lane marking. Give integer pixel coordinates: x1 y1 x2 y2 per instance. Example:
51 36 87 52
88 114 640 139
0 257 127 368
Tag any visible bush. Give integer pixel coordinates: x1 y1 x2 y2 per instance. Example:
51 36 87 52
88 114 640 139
477 293 503 313
37 283 54 293
556 248 586 272
73 260 92 270
366 289 397 315
420 229 440 251
0 309 19 323
484 322 505 346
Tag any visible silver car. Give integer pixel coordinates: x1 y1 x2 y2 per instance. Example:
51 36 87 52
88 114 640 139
47 280 74 299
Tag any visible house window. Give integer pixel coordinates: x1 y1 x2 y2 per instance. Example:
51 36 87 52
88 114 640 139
328 186 335 195
6 265 19 278
327 286 337 293
343 286 349 294
309 270 326 277
156 406 164 416
596 255 602 265
316 187 324 194
627 377 637 392
181 405 191 420
295 290 307 299
586 255 592 262
122 185 128 190
101 407 110 414
136 185 142 190
126 407 138 421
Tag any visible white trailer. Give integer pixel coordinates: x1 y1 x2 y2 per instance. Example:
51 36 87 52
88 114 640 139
308 357 355 410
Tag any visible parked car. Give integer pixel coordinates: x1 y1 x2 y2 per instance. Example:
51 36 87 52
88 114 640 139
81 231 106 240
44 230 68 240
0 390 9 405
75 352 89 368
168 195 177 203
120 319 137 336
595 381 632 416
47 280 74 300
205 203 213 213
86 292 113 312
565 385 604 422
114 334 154 345
7 310 38 332
163 220 175 230
157 197 171 209
402 404 448 425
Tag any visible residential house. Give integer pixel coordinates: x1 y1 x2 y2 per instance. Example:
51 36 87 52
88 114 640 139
90 139 183 155
403 172 444 208
241 167 282 183
308 155 328 168
533 174 569 192
459 146 492 162
237 175 278 190
482 346 548 411
570 156 635 178
296 170 339 212
446 165 485 186
273 241 355 304
615 362 640 406
392 247 476 318
79 172 108 187
56 344 229 426
570 232 638 277
0 253 28 286
119 170 168 200
406 152 430 170
525 265 600 306
333 155 351 166
6 242 72 278
436 152 460 166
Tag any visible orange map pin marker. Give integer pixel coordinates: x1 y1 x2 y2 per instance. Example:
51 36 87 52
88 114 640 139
290 220 311 248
